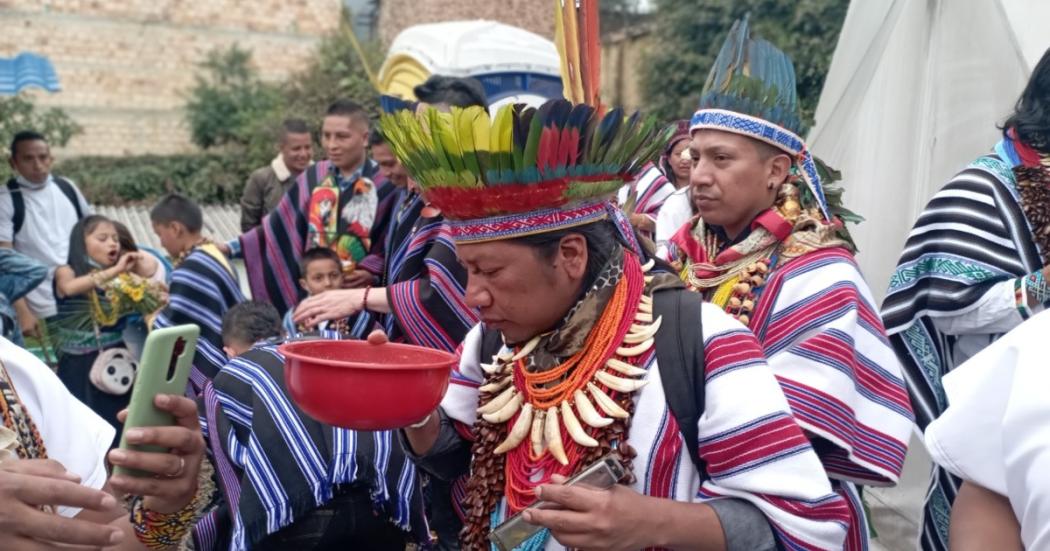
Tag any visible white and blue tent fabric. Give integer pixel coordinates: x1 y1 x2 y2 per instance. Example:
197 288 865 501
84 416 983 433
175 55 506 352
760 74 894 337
807 1 1050 549
0 52 61 95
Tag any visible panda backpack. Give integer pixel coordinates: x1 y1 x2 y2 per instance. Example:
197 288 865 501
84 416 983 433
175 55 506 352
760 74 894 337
88 322 138 395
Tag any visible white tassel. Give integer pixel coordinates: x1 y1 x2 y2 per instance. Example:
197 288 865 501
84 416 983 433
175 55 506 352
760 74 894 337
623 316 663 344
482 392 523 423
511 336 541 362
605 358 647 377
588 382 629 418
531 409 546 456
561 401 598 447
477 386 515 415
595 370 649 393
616 338 654 357
478 376 512 393
573 390 612 428
494 404 533 454
545 406 568 465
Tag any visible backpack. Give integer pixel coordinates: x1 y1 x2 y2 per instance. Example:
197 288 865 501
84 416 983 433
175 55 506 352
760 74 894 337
6 176 85 236
478 286 707 476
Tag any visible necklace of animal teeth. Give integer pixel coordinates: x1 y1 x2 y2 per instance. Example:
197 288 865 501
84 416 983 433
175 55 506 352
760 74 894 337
476 256 659 461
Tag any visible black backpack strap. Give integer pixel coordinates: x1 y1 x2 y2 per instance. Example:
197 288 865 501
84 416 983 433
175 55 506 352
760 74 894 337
652 287 707 477
52 176 84 219
6 179 25 237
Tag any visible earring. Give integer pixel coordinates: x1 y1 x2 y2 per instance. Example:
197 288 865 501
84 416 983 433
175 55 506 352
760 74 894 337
768 182 776 190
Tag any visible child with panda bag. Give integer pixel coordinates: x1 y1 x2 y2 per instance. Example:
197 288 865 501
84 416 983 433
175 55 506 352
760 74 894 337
52 214 166 444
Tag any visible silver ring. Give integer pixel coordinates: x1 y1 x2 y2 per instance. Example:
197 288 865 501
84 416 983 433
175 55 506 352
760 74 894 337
165 456 186 479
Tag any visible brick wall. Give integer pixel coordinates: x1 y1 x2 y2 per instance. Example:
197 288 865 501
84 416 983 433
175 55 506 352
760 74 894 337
1 0 342 157
377 0 555 44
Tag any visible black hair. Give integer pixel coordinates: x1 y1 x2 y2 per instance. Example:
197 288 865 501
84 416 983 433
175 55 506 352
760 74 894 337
149 193 203 233
325 99 370 127
222 301 283 346
277 118 311 144
299 247 342 274
368 128 387 148
413 75 488 109
510 219 629 297
1002 47 1050 153
110 220 140 254
67 215 117 277
10 130 48 157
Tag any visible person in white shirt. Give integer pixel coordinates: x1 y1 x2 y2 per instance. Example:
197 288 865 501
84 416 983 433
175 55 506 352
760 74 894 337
1 130 92 339
924 309 1050 551
0 337 207 550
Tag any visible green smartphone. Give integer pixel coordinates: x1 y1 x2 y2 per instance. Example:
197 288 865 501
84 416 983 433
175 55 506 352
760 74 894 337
112 324 200 478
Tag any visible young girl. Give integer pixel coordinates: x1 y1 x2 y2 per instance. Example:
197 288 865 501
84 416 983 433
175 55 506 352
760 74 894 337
52 215 164 442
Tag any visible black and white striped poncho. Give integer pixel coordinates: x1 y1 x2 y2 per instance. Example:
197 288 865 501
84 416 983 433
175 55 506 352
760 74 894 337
881 140 1043 551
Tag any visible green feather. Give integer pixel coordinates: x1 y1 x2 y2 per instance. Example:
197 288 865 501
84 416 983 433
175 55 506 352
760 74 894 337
522 110 544 180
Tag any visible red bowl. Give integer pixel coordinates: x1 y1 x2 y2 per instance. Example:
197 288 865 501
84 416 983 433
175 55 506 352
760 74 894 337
279 339 456 430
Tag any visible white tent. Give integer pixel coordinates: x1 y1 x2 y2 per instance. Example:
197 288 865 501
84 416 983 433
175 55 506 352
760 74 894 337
809 0 1050 305
808 2 1050 547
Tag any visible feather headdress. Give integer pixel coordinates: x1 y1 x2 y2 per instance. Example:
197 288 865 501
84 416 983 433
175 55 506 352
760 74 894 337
691 16 859 233
377 0 672 245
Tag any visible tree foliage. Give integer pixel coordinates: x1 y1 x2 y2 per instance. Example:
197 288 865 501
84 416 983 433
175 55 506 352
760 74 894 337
184 17 382 172
641 0 849 126
0 95 82 180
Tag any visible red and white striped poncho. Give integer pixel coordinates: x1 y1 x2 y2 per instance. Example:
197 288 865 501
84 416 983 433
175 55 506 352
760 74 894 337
443 303 853 550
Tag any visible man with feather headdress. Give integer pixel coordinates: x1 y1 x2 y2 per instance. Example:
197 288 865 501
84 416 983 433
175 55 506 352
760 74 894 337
666 17 913 549
376 3 857 550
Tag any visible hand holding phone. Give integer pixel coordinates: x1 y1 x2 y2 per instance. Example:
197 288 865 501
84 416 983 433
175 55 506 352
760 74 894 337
111 324 199 478
489 454 626 551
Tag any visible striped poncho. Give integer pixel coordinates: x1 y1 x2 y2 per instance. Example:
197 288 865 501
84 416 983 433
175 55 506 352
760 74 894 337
381 190 478 351
199 344 428 550
153 245 244 399
750 247 914 550
617 162 676 239
423 305 854 550
238 159 388 316
881 137 1044 551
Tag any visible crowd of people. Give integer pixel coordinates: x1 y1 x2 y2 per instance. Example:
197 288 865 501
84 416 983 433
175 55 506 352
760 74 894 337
0 16 1047 551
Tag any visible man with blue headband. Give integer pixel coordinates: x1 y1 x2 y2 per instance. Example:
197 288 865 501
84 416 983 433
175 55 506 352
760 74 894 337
667 18 914 549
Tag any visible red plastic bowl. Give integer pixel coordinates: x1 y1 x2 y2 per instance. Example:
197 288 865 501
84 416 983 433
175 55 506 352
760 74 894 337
279 339 456 431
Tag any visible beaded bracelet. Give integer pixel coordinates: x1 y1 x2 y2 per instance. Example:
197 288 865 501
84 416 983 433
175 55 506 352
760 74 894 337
128 459 216 549
1025 271 1050 305
128 495 199 550
362 285 372 312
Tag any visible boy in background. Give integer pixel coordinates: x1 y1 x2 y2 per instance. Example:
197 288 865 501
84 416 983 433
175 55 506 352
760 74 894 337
150 193 244 399
283 247 369 336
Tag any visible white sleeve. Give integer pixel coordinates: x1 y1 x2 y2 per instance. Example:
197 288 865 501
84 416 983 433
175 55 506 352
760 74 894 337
925 312 1050 549
924 347 1012 495
438 324 484 426
0 193 14 243
0 338 114 517
929 279 1037 336
654 191 691 248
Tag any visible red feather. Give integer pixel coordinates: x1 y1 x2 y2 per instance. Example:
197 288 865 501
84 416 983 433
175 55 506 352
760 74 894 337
580 0 602 107
538 126 560 176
